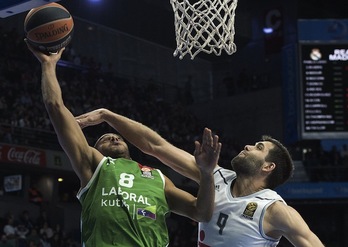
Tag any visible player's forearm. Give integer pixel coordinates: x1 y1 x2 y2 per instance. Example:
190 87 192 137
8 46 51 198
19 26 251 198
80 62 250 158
41 62 64 110
194 173 214 222
102 109 165 152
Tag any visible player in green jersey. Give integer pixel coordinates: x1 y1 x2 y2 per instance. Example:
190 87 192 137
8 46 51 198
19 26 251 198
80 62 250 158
26 44 220 247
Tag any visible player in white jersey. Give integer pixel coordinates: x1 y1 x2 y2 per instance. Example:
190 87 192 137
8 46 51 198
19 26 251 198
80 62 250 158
199 167 285 246
76 109 325 247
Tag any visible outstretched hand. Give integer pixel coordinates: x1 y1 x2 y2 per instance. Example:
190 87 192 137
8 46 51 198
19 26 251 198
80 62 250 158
75 108 106 129
25 39 64 64
194 128 221 175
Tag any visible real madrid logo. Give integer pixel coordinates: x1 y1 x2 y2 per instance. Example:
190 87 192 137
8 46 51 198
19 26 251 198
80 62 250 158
242 202 258 220
310 48 322 61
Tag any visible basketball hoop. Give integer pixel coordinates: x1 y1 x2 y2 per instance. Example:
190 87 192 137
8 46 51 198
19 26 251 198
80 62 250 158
170 0 238 60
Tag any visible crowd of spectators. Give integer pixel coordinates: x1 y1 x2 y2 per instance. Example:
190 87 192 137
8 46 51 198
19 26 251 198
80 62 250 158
0 210 79 247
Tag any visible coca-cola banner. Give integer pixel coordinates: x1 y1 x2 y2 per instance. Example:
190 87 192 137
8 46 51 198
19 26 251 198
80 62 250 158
0 144 46 166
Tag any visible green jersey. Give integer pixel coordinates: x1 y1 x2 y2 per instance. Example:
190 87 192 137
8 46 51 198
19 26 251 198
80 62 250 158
77 157 170 247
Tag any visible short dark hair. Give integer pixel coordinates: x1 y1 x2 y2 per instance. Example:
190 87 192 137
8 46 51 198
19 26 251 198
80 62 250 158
262 135 294 189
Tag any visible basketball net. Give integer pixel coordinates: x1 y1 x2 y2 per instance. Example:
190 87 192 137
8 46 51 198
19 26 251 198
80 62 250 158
171 0 238 60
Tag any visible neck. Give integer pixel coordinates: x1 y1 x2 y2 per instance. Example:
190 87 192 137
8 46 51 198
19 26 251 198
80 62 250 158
231 177 266 197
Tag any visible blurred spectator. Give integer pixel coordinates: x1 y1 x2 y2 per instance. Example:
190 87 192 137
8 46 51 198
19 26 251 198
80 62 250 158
39 222 53 242
36 211 50 230
15 224 29 247
52 224 64 241
26 228 41 247
0 125 12 143
50 233 63 247
2 214 16 247
0 234 13 247
19 211 35 232
28 240 38 247
39 233 51 247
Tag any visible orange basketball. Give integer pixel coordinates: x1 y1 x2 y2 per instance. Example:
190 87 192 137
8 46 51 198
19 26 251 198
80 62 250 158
24 2 74 53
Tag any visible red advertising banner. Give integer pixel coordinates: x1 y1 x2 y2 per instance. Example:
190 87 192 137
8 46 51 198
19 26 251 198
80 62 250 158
0 144 46 166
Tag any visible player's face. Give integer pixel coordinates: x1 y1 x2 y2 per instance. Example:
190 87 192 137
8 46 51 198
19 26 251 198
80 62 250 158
231 141 274 176
95 133 130 159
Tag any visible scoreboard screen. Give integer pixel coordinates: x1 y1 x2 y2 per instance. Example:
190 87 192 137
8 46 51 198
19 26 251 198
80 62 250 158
300 43 348 139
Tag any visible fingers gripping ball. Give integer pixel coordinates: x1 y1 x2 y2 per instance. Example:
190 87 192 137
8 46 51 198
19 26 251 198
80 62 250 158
24 2 74 53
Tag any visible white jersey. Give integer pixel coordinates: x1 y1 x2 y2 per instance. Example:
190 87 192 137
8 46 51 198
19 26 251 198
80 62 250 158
198 167 285 247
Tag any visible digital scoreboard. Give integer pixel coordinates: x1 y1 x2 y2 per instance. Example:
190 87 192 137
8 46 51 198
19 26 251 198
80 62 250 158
300 43 348 139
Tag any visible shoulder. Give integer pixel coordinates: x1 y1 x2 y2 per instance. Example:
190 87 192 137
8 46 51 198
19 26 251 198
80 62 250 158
265 201 302 231
258 189 285 202
267 200 290 216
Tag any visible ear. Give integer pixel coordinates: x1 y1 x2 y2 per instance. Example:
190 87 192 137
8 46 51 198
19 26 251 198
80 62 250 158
262 162 276 172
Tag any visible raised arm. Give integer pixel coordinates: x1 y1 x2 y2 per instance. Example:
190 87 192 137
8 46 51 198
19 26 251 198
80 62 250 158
76 108 210 183
165 131 221 221
27 44 102 187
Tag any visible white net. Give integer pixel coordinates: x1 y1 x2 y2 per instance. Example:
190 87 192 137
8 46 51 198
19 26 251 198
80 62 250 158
170 0 238 60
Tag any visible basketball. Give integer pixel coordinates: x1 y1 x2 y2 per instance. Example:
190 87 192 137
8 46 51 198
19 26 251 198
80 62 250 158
24 2 74 53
